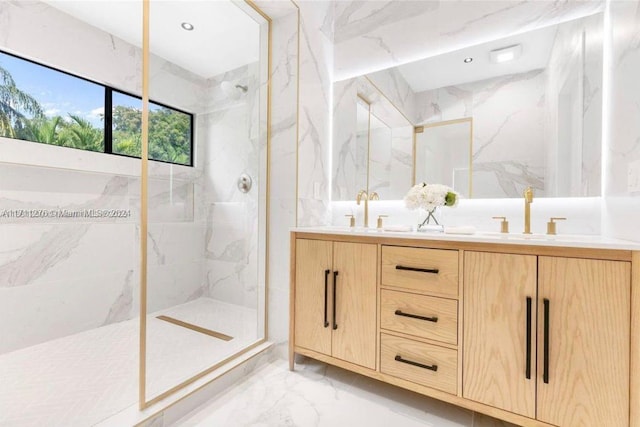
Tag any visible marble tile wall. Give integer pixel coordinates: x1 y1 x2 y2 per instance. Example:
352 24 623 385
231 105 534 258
332 78 360 201
603 0 640 243
332 0 603 81
296 0 334 226
333 75 413 202
253 2 300 355
366 67 417 122
417 70 547 198
198 63 263 310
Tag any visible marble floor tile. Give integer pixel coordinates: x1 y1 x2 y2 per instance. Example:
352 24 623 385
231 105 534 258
173 358 476 427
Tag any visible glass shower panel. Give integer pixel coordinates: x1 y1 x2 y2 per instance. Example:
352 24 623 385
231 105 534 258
0 1 142 424
143 0 268 402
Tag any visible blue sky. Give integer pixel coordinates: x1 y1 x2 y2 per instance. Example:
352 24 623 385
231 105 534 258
0 51 146 128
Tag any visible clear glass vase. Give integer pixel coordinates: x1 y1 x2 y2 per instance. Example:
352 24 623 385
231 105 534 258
417 207 444 232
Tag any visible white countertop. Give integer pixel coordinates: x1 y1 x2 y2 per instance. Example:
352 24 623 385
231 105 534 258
291 226 640 251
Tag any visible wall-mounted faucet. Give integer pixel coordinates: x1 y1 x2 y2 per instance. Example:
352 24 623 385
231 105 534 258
356 190 379 228
523 186 534 234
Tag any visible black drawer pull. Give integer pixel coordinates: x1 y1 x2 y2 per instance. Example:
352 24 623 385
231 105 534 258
323 270 330 328
543 298 550 384
394 355 438 372
395 265 439 274
394 309 438 323
525 296 532 380
332 271 339 330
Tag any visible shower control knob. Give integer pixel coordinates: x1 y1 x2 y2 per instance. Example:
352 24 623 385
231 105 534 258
237 173 253 193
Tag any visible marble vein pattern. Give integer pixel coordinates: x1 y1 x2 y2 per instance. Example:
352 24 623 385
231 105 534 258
103 269 135 325
297 1 334 226
173 358 519 427
366 66 417 122
332 78 361 201
332 0 603 81
414 69 546 198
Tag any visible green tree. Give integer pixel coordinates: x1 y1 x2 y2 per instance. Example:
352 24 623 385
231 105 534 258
0 64 43 137
149 107 190 164
112 105 191 165
61 114 104 152
23 116 65 145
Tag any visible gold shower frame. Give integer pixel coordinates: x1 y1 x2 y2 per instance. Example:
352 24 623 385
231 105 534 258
138 0 273 409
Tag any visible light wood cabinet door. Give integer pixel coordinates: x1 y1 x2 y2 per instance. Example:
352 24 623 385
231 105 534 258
463 252 537 418
294 239 333 356
537 257 630 427
331 242 377 369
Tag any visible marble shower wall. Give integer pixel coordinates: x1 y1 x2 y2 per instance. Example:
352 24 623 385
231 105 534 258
199 63 262 310
604 0 640 243
415 70 547 198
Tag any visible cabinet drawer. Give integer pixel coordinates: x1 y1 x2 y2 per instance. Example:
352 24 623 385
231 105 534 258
381 289 458 345
381 333 457 395
382 246 459 298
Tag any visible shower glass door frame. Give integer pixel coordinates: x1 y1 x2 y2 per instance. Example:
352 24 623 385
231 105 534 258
138 0 272 409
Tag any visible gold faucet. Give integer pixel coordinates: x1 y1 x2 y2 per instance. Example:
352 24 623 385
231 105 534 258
356 190 379 228
523 186 534 234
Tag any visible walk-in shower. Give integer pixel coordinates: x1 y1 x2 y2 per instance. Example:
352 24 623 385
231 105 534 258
0 0 269 424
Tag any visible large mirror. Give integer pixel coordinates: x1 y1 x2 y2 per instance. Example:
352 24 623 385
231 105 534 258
332 10 604 199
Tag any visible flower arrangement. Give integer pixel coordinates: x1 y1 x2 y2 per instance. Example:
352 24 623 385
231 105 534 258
404 182 458 228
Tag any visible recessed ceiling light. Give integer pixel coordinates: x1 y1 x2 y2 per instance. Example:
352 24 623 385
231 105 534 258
181 22 194 31
490 44 522 64
463 57 473 63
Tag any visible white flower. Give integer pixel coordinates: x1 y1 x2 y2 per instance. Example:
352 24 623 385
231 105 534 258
404 182 458 212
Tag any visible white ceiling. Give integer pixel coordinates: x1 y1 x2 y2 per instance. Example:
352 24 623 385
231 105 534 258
44 0 260 79
397 25 558 93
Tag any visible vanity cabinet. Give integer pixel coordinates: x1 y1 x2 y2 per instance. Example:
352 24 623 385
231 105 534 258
294 239 377 369
464 252 630 426
463 252 537 418
290 231 639 427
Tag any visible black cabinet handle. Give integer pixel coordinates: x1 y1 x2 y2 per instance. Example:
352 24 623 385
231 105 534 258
395 265 439 274
332 271 339 330
394 355 438 372
323 270 330 328
394 310 438 323
526 296 532 380
543 298 550 384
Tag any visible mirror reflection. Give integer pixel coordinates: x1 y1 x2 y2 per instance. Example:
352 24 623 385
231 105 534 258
333 76 413 200
415 118 472 198
333 10 604 199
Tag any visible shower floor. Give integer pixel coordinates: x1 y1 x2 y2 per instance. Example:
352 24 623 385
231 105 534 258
0 297 258 427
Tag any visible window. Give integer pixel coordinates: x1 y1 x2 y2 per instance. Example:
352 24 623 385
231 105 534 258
0 50 193 166
111 92 192 166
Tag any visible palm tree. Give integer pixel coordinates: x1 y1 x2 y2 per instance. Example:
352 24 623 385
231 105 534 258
0 64 43 137
24 116 65 145
62 114 103 152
